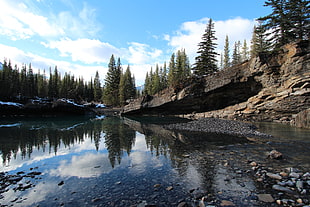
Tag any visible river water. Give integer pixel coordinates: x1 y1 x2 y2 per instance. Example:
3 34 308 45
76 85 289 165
0 116 309 206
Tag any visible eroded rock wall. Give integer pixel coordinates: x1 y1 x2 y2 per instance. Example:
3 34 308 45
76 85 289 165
123 40 310 128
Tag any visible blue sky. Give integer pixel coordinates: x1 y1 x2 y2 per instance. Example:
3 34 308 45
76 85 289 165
0 0 270 85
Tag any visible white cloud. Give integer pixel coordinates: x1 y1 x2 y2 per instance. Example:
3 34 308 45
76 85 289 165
167 17 255 63
215 17 255 51
0 1 63 40
127 42 163 65
42 38 120 64
0 1 100 40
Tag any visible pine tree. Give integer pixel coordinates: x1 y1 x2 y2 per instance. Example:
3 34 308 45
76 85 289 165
241 40 249 62
168 53 176 86
144 72 150 95
94 71 102 101
152 64 160 94
232 41 242 65
103 55 121 106
257 0 309 50
27 63 36 97
119 65 136 105
250 23 272 57
192 18 218 76
285 0 310 40
223 35 230 69
258 0 290 49
159 63 168 91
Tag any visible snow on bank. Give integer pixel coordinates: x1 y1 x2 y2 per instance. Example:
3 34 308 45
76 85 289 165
58 99 85 108
0 101 24 107
0 123 22 128
95 104 106 108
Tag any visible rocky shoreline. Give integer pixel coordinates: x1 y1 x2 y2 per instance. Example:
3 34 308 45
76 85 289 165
164 117 272 139
163 117 310 206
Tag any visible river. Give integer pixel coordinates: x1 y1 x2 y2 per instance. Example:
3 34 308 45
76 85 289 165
0 116 309 206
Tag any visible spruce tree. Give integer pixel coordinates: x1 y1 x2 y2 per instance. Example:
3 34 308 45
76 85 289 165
103 55 121 106
232 41 242 65
168 53 176 86
250 23 272 57
258 0 309 50
94 71 102 102
241 40 249 62
223 35 230 69
192 18 218 76
119 65 136 105
285 0 310 40
144 72 150 95
152 64 160 94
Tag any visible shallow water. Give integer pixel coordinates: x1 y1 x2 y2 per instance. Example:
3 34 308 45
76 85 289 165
0 116 309 206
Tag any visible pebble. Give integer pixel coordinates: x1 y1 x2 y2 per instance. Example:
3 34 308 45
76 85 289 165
289 172 300 178
220 200 235 206
296 198 303 204
266 172 282 180
296 180 304 191
272 185 297 195
250 161 257 167
257 194 274 203
166 186 173 191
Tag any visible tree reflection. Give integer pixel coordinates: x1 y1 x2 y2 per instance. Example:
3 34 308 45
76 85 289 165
0 116 136 168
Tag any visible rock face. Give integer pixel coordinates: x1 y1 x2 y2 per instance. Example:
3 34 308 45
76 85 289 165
123 40 310 128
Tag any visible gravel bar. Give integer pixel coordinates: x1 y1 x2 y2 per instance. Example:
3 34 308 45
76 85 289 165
164 118 272 139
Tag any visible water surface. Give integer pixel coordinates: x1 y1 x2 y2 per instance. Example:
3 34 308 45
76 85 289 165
0 116 309 206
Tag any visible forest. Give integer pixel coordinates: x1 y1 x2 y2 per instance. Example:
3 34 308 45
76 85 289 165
0 0 309 107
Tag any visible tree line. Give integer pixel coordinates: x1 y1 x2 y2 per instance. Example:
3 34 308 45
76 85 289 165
0 60 100 102
0 56 137 106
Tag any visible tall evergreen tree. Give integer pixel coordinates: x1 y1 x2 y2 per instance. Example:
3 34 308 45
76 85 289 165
258 0 309 50
192 18 218 76
250 23 272 57
103 55 121 106
223 35 230 69
144 72 151 95
241 40 249 61
152 64 160 94
119 65 136 105
258 0 290 49
285 0 310 40
232 41 242 65
94 71 102 101
168 53 176 86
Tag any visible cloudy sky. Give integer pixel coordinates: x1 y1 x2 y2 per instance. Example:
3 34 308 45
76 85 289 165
0 0 270 85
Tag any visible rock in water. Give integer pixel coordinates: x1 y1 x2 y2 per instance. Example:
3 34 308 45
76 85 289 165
268 150 283 159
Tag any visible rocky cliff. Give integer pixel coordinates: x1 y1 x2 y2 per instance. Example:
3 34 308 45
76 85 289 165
123 40 310 128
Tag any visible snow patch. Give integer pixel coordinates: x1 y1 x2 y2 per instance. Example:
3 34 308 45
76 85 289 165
95 103 106 108
0 101 24 107
58 99 84 108
0 123 22 128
